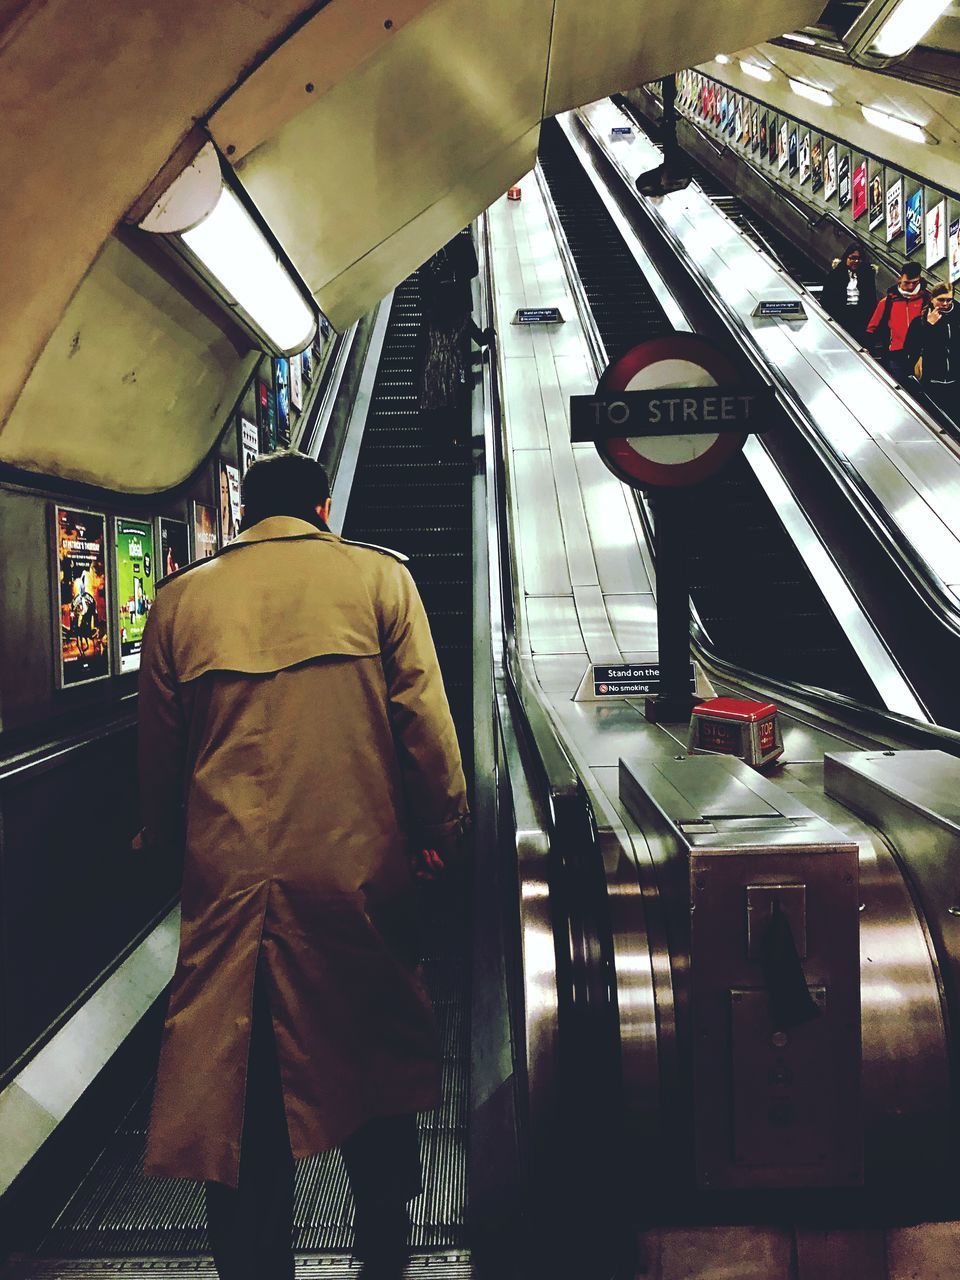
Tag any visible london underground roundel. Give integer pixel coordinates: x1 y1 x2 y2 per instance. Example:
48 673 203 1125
596 334 747 488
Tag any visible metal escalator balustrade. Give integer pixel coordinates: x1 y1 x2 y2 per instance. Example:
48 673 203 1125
536 117 876 704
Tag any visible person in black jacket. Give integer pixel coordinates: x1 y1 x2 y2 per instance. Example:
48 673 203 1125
905 282 960 425
417 229 492 452
820 243 877 343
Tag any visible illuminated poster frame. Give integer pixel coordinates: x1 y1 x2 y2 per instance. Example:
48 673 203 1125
158 516 190 581
113 516 157 675
192 501 218 561
52 505 111 688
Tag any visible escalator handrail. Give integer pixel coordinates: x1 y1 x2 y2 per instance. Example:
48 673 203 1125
571 105 960 642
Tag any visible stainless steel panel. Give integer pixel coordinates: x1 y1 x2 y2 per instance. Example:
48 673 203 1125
574 449 652 595
509 449 571 597
571 582 621 664
548 696 657 769
524 595 584 655
604 593 658 653
532 653 590 693
501 351 550 451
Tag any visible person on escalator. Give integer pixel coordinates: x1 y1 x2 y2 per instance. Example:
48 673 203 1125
417 228 493 453
905 282 960 425
820 243 877 343
866 261 929 384
135 450 469 1280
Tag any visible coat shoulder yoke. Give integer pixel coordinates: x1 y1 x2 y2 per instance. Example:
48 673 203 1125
339 537 409 564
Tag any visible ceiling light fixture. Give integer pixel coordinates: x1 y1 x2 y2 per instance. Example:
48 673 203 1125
789 78 834 107
181 186 317 353
715 53 731 63
860 104 934 144
871 0 951 57
740 60 773 81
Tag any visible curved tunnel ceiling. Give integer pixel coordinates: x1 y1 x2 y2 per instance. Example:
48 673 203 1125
0 0 822 491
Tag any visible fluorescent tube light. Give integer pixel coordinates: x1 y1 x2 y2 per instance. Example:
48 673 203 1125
871 0 950 57
789 78 834 106
740 60 773 81
715 53 731 63
860 103 931 144
783 31 816 45
182 187 316 353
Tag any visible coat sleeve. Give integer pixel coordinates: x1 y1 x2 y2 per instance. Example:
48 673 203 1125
904 315 924 365
138 601 186 852
379 562 469 852
865 295 888 334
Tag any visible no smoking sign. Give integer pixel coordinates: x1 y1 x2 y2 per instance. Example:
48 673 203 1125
570 334 773 488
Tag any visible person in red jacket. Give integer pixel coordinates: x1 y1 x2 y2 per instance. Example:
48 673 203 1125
866 262 929 385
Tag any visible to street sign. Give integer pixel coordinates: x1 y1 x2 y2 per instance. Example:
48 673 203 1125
570 334 764 488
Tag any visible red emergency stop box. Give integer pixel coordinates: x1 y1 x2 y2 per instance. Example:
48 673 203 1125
507 186 522 201
687 697 783 769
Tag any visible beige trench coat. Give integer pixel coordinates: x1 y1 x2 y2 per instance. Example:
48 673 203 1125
138 518 468 1186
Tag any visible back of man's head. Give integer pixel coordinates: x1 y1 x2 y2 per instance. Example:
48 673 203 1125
901 261 923 281
240 451 331 532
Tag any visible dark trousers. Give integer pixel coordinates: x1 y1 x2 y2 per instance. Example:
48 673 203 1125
924 380 960 429
205 974 422 1280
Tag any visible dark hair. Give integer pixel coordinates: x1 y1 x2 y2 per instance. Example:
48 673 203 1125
240 450 330 532
842 243 865 264
901 261 923 280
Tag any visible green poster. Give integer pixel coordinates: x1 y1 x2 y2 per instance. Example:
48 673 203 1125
114 517 156 673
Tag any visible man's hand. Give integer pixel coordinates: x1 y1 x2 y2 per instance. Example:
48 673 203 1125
131 828 147 853
410 847 445 882
928 309 942 325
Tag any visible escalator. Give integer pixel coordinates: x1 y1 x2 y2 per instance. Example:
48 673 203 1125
10 274 474 1275
537 117 876 702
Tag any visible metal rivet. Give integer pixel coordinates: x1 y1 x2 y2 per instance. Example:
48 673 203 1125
384 17 394 28
226 144 236 156
305 82 315 93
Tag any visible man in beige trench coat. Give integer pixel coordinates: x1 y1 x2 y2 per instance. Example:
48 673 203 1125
138 451 469 1280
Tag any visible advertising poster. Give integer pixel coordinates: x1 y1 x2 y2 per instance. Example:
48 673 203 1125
926 199 947 268
734 100 743 143
159 517 189 580
789 129 799 177
218 460 241 546
713 87 721 127
114 517 155 675
727 97 736 136
290 353 303 411
838 153 851 206
811 137 823 192
192 502 218 560
719 93 728 132
751 108 759 150
55 506 110 687
885 177 903 242
300 343 313 384
239 416 260 476
759 114 767 157
869 172 884 230
798 134 810 184
257 378 277 452
778 122 788 170
824 146 837 200
770 117 778 164
275 357 290 445
905 188 924 256
852 162 867 219
949 219 960 283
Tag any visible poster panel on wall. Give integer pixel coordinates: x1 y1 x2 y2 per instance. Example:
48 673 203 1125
926 199 947 268
799 134 811 184
770 117 779 164
114 517 156 675
759 114 767 157
192 501 218 560
300 344 313 384
838 153 851 206
949 219 960 283
789 129 799 176
290 353 303 411
869 172 884 230
905 189 924 256
824 146 837 200
811 138 823 192
158 517 190 580
239 416 260 476
257 379 277 452
852 163 867 219
719 94 728 131
218 460 242 546
54 506 110 687
885 178 904 242
751 108 759 150
727 96 737 136
777 122 786 169
734 100 743 142
275 357 291 445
